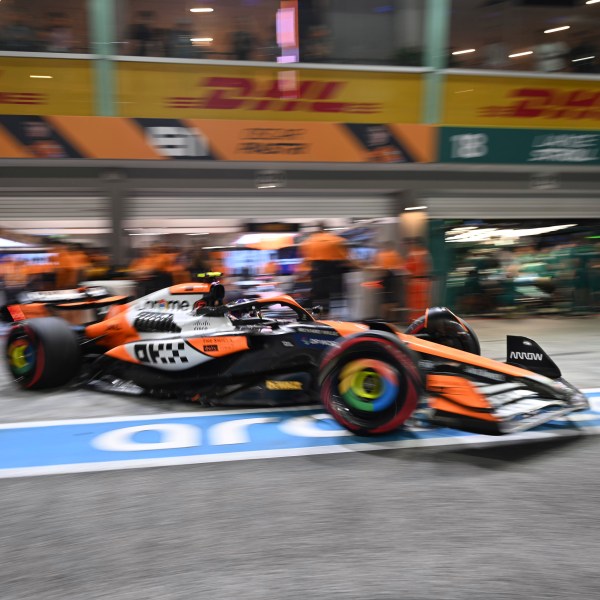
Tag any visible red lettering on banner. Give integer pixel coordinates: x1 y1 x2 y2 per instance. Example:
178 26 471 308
509 88 552 118
479 87 600 121
202 77 253 110
0 92 45 105
164 77 383 115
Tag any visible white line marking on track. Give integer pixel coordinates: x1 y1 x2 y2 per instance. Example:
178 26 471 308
0 405 321 430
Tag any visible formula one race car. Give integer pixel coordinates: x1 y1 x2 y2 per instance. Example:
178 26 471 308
3 280 589 436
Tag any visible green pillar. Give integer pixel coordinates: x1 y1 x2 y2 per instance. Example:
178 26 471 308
423 0 451 124
88 0 116 116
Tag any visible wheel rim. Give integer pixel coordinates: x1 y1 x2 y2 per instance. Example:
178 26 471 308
338 358 399 413
7 335 36 378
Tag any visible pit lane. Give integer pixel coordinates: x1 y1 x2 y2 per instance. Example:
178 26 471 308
1 316 599 599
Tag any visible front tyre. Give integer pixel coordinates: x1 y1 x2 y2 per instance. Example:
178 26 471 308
319 332 423 436
6 317 81 390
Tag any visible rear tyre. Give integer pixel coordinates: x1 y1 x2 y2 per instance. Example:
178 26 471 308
405 307 480 355
319 331 423 436
5 317 81 390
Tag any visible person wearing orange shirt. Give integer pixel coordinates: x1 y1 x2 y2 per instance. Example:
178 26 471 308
260 256 279 279
405 237 432 321
0 257 29 303
71 244 92 283
128 242 172 295
300 222 350 316
374 241 407 321
54 243 78 289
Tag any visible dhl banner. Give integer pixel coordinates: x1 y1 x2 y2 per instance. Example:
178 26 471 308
0 57 93 115
0 115 436 163
443 74 600 130
117 61 424 124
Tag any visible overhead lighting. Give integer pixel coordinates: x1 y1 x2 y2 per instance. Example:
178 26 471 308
29 75 53 79
509 51 533 58
452 49 476 55
190 7 214 13
0 237 27 248
235 233 294 245
190 37 213 42
586 1 600 5
446 224 577 243
572 55 595 62
405 206 428 211
544 26 570 34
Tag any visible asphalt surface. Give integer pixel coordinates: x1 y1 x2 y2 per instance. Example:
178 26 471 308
1 316 599 600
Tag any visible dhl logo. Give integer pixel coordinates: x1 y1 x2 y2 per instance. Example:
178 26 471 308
480 88 600 120
166 76 382 114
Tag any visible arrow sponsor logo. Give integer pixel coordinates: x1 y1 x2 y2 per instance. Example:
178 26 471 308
509 351 544 361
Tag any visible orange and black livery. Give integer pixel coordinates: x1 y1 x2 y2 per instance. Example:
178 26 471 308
3 282 589 437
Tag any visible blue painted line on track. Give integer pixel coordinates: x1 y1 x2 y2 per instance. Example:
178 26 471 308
0 391 598 479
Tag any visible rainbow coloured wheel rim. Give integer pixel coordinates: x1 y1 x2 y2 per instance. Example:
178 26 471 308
338 358 400 413
7 336 36 378
319 334 423 435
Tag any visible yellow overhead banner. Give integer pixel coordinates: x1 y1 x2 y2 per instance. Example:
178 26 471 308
443 74 600 130
0 57 93 115
117 62 424 123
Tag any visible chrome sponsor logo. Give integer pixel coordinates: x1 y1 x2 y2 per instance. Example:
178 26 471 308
143 299 190 311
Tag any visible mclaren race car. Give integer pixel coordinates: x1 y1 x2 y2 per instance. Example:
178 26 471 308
3 279 589 436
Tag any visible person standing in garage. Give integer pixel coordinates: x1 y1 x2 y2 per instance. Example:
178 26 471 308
406 237 432 321
300 222 350 317
374 240 407 322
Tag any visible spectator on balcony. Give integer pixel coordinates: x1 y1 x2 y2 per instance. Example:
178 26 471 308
303 25 332 63
2 14 37 52
129 11 155 56
46 23 74 53
167 20 196 59
230 19 255 61
482 38 509 70
534 29 569 73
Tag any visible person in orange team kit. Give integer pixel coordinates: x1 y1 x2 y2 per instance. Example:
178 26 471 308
53 242 79 289
374 240 407 321
128 242 173 295
405 237 432 321
0 256 29 303
300 222 350 316
70 244 92 283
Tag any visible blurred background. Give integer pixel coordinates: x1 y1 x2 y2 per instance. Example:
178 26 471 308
1 0 599 322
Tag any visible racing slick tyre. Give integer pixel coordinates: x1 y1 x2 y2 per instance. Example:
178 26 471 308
5 317 82 390
319 331 423 436
404 307 481 355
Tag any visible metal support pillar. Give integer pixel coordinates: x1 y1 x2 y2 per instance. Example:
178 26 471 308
103 172 128 267
423 0 451 124
88 0 116 116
